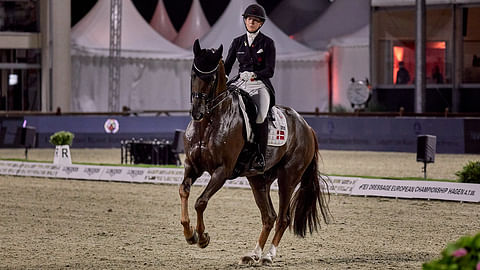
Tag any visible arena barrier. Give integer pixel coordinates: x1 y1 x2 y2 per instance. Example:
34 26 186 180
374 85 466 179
1 160 478 203
1 115 479 153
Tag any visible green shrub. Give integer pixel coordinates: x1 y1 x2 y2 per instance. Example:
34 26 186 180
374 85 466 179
423 232 480 270
455 161 480 184
49 131 74 146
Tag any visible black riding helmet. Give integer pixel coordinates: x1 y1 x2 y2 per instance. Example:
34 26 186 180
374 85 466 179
242 4 266 33
242 4 266 22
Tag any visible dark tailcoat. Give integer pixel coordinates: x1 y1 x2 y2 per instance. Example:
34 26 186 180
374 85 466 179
224 32 276 107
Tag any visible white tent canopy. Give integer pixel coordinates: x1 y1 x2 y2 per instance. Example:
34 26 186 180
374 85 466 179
328 25 370 111
293 0 370 50
201 0 324 61
201 0 329 112
174 0 210 49
71 0 189 59
150 0 177 42
71 0 193 112
269 0 330 35
329 25 369 48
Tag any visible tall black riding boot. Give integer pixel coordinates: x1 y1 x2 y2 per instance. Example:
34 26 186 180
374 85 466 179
251 121 268 172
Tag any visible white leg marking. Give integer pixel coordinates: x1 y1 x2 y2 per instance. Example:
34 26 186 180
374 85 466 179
250 242 263 261
240 242 263 265
261 244 277 265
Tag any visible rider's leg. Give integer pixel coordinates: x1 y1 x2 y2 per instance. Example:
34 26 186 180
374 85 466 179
250 87 270 172
253 87 270 124
251 120 268 171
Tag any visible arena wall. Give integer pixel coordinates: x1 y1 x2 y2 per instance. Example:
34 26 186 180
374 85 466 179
0 115 479 153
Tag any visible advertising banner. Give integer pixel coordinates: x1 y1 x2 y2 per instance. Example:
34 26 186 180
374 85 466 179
2 161 479 203
351 179 480 202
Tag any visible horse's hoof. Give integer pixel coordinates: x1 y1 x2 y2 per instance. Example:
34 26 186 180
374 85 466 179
239 255 256 265
198 232 210 248
260 256 273 266
186 231 198 245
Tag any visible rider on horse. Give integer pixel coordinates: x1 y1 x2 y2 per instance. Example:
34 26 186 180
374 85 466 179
224 3 276 173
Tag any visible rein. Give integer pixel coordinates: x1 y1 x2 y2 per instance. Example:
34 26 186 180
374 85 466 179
206 90 231 114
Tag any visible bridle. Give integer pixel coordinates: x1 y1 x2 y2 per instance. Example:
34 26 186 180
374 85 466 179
191 61 232 116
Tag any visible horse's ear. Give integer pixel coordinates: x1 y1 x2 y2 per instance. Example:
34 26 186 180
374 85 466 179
193 39 201 56
215 44 223 59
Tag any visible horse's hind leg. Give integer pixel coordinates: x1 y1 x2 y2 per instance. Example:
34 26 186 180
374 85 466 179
261 167 304 265
179 163 200 245
240 176 277 265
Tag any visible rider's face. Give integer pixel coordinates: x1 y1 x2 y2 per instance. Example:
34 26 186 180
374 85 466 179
244 16 263 32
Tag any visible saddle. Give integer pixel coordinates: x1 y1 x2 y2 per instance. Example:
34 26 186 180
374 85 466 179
228 86 288 179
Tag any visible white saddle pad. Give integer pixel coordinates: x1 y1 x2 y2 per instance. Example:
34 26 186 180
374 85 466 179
267 107 288 147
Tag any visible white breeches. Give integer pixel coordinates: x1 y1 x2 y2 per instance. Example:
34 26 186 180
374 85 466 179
233 79 270 123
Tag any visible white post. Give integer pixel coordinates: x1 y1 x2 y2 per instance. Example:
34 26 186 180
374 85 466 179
53 145 72 165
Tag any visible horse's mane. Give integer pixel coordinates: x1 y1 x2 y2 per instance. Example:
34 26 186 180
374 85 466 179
214 60 227 96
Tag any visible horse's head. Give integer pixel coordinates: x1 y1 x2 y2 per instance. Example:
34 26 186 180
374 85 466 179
191 39 224 121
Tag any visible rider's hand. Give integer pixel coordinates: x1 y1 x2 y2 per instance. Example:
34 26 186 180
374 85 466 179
240 71 255 81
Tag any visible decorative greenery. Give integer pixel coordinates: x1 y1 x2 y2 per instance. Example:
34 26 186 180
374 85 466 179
49 131 74 146
455 161 480 184
423 232 480 270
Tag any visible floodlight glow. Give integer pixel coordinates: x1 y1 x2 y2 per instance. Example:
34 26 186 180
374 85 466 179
9 74 18 85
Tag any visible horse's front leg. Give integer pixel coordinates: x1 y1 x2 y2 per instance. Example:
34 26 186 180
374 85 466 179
179 163 200 245
194 167 228 248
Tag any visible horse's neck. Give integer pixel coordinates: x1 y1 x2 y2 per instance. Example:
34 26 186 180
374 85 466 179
214 62 227 97
198 88 239 131
213 87 239 120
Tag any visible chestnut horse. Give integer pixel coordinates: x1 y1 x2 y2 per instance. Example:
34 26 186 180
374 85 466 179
179 40 330 265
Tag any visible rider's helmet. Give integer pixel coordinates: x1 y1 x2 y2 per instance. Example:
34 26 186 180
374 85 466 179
242 4 266 22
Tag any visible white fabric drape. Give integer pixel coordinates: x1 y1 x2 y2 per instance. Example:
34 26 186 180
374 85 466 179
71 56 192 112
329 26 370 111
71 0 330 113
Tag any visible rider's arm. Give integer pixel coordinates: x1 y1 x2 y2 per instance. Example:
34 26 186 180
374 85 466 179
253 38 275 79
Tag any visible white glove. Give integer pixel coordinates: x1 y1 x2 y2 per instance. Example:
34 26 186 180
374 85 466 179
240 71 255 81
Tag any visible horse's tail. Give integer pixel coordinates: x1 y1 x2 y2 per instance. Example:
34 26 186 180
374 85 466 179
290 129 331 238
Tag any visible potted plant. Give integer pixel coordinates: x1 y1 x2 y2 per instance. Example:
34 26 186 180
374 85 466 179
49 131 74 165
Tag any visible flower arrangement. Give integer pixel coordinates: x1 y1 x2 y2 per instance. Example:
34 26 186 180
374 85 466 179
423 232 480 270
49 131 75 146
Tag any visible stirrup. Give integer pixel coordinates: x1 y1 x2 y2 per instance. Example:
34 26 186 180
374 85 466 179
250 153 265 173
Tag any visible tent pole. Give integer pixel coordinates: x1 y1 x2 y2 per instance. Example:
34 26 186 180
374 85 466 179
415 0 426 113
109 0 122 112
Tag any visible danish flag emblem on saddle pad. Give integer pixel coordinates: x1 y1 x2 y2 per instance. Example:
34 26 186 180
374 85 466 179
267 107 288 147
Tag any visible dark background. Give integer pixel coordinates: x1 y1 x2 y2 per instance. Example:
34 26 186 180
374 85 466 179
71 0 282 30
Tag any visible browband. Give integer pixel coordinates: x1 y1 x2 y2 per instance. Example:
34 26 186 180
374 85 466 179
193 62 219 75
